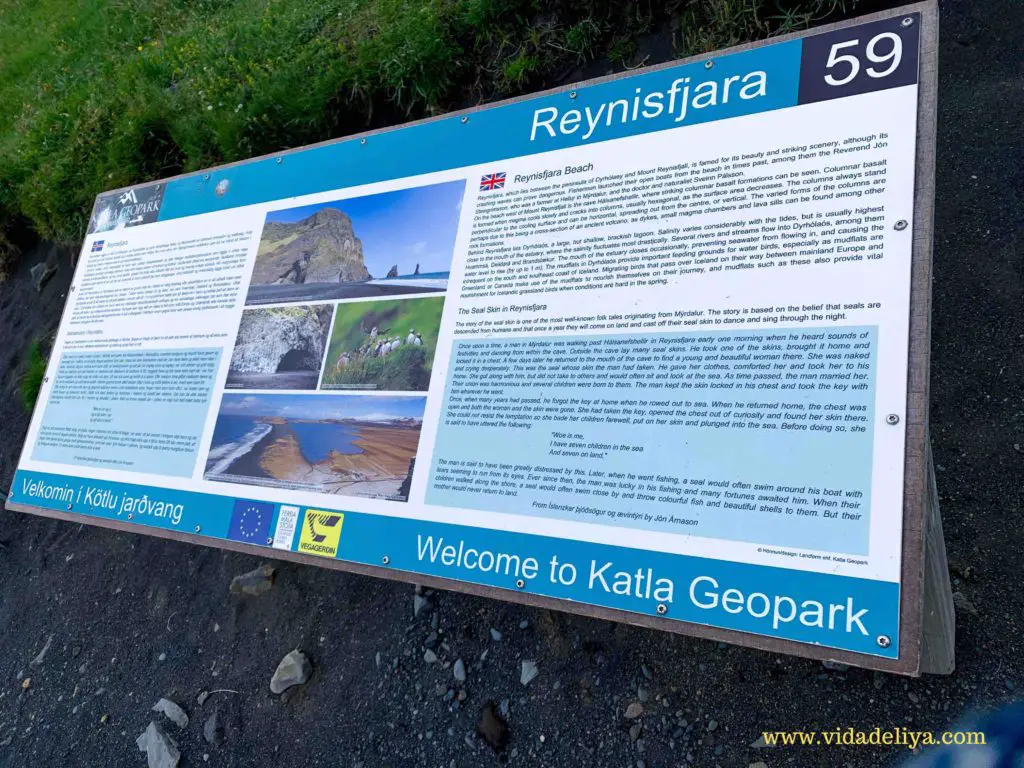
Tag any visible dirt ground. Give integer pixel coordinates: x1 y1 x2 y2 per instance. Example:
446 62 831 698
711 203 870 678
1 1 1022 766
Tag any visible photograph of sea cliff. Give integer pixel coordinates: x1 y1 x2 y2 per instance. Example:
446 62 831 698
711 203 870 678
204 393 425 501
246 180 465 306
321 296 444 392
226 305 333 390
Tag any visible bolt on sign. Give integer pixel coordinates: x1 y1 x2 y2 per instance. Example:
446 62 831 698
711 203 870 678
9 3 951 675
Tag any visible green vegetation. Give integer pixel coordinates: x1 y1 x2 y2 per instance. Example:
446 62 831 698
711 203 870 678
322 296 444 391
0 0 862 263
327 344 431 391
20 340 49 412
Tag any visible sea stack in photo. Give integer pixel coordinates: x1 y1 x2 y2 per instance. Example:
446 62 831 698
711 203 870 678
255 207 371 284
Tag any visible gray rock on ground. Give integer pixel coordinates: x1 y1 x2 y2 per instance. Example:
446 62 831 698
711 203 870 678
270 649 312 694
520 660 538 686
136 721 180 768
413 594 431 617
151 698 189 729
30 262 57 292
203 711 224 746
453 659 466 683
30 634 52 667
229 564 276 596
624 702 644 719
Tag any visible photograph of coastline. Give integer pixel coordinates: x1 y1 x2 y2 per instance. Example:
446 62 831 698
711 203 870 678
245 180 464 306
204 393 424 501
226 305 333 390
321 296 444 392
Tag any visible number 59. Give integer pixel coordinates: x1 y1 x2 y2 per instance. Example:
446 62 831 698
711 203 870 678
824 32 903 86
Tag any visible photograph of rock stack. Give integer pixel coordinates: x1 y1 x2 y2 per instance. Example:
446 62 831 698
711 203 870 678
225 305 334 390
204 393 424 501
320 296 444 392
245 180 464 305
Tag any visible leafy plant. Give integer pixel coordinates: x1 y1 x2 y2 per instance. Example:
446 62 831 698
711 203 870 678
20 339 48 412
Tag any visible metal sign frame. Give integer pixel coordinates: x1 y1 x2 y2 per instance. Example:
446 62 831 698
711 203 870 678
7 1 946 675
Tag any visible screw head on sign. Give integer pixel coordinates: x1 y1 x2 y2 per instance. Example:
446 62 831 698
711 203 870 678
194 525 201 534
360 138 367 145
66 503 73 511
569 91 577 99
266 537 273 545
461 116 469 124
877 634 892 648
656 603 668 615
902 16 914 27
705 60 714 69
886 413 900 425
894 219 908 231
382 555 390 565
276 157 283 164
515 579 526 589
203 173 211 181
127 513 133 520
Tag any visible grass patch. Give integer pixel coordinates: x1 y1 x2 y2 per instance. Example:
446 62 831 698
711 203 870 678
321 296 445 391
0 0 867 252
20 340 49 413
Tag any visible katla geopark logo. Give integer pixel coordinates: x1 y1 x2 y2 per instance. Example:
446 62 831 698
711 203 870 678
88 183 165 234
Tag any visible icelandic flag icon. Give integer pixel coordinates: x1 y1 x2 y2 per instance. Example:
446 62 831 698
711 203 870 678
227 499 274 544
91 240 105 253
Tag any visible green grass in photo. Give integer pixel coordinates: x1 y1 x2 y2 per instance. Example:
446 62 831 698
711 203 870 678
321 296 445 391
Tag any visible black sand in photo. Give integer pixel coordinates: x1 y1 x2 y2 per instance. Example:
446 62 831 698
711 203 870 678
204 393 425 501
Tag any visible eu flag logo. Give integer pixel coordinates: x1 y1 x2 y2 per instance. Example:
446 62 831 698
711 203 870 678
227 500 274 545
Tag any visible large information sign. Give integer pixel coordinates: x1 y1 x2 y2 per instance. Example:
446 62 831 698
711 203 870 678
9 4 941 673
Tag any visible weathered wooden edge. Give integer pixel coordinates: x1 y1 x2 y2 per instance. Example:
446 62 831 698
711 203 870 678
919 437 956 673
8 1 940 676
896 0 949 675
